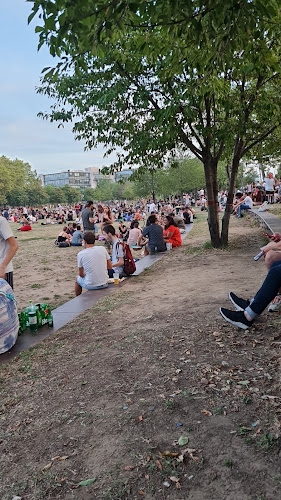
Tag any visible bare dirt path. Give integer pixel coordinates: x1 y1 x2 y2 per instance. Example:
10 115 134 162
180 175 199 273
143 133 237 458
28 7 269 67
1 214 280 500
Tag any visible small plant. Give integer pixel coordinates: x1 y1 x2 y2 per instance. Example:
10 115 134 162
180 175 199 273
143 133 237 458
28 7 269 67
30 283 42 289
214 406 224 415
203 240 213 249
238 426 251 436
182 389 194 401
257 433 278 450
224 459 233 468
164 399 174 410
242 396 251 404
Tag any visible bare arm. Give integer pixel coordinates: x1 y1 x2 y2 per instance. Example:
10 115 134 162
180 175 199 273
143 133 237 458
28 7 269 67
78 266 85 277
0 236 18 278
107 259 112 270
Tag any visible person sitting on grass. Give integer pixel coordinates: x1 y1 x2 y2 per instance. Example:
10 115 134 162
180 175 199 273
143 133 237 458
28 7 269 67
57 226 72 246
219 234 281 329
18 221 32 232
127 221 142 247
163 215 182 248
233 193 253 218
139 214 166 256
75 231 112 296
102 224 126 278
71 225 83 246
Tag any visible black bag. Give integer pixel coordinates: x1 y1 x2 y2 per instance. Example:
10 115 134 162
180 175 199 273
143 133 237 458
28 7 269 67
58 241 70 248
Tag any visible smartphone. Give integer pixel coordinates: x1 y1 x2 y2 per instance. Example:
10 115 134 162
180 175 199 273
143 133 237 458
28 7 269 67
254 251 264 261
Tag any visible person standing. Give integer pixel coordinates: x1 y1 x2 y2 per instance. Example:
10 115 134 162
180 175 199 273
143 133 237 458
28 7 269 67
0 215 18 289
81 201 96 233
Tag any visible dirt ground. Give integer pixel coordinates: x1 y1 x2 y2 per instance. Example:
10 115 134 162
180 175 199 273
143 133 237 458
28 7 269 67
0 213 281 500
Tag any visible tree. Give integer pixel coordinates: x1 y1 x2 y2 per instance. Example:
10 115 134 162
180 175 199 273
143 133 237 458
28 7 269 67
62 185 81 204
0 156 46 206
29 0 281 247
44 185 67 205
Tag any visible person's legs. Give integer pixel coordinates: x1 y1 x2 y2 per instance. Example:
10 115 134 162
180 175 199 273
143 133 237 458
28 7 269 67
75 281 82 296
237 204 249 217
245 261 281 319
5 272 14 289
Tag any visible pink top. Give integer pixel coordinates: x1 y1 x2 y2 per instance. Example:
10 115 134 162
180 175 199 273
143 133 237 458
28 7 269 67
127 227 142 246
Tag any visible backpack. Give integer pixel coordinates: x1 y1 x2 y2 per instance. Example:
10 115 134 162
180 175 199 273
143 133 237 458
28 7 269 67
0 278 19 354
117 242 136 276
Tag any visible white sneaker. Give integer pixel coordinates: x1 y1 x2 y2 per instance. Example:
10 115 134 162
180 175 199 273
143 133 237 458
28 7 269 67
268 294 281 312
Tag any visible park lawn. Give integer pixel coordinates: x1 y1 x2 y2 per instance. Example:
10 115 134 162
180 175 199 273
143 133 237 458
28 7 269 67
0 210 280 499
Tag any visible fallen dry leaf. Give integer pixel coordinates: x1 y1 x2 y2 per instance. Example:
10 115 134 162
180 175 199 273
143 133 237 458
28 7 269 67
41 462 52 471
201 409 212 416
155 459 163 470
124 465 135 471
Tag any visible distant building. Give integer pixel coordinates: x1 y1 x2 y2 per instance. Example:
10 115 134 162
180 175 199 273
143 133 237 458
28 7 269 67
114 168 134 182
85 167 114 188
42 167 114 189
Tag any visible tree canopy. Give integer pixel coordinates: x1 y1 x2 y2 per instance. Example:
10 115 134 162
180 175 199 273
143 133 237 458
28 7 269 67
29 0 281 246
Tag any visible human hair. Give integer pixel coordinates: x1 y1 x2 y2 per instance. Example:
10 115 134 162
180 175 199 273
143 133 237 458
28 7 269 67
133 221 139 228
76 225 81 230
63 226 68 231
165 215 177 229
147 214 156 224
103 224 116 236
97 204 104 213
83 231 96 244
85 200 93 207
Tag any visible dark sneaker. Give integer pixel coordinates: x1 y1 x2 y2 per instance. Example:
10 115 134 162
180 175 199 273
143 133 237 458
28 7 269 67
229 292 250 311
219 308 253 330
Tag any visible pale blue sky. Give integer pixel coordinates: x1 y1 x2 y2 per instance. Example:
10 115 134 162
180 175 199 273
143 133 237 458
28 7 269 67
0 0 115 175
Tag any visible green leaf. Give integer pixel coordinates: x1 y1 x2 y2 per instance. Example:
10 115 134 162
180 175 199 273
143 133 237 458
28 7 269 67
178 435 189 446
78 478 96 487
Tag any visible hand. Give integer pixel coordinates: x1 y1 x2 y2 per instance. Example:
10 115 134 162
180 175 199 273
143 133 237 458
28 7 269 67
271 232 281 242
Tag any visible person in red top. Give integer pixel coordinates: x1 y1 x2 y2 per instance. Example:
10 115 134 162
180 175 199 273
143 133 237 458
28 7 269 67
163 215 182 248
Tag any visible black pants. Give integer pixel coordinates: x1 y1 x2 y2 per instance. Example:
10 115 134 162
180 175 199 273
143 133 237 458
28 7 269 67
5 272 14 289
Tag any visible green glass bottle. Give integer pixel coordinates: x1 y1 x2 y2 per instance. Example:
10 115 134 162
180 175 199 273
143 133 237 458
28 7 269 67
26 301 38 332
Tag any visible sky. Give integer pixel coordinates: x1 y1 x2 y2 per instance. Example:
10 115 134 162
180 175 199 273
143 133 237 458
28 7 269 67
0 0 116 175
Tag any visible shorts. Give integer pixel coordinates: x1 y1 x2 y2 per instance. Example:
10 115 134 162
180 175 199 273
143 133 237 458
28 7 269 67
76 276 108 290
5 272 14 289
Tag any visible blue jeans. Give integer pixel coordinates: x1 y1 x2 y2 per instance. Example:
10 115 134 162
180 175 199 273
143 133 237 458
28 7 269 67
237 204 250 216
246 260 281 319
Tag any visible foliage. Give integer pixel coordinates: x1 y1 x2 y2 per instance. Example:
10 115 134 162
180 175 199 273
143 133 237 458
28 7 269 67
29 0 281 246
0 156 48 207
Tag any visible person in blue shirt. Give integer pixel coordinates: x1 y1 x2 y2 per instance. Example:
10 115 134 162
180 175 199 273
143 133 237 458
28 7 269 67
71 225 84 246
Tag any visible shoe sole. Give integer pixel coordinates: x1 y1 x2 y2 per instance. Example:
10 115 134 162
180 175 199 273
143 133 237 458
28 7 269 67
228 292 247 311
219 308 251 330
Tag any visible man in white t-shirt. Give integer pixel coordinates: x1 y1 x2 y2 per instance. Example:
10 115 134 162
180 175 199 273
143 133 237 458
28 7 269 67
234 193 253 218
0 215 18 289
75 231 112 296
102 224 126 277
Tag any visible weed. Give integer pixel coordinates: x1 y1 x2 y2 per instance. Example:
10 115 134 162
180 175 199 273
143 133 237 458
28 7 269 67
30 283 42 289
257 433 278 450
214 406 224 415
203 240 213 250
182 389 194 402
242 396 251 404
100 479 129 500
237 426 251 436
224 459 233 468
164 399 174 410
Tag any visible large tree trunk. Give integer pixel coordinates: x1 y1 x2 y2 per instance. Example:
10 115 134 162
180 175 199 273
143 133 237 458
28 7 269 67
203 155 221 248
221 140 243 246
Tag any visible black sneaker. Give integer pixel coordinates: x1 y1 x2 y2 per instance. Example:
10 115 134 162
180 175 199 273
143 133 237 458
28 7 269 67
228 292 250 311
219 308 253 330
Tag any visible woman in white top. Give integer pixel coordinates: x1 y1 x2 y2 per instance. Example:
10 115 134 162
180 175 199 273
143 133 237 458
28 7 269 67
264 173 278 204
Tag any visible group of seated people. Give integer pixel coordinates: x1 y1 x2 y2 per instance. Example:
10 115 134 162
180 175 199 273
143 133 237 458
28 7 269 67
57 223 84 246
74 211 191 295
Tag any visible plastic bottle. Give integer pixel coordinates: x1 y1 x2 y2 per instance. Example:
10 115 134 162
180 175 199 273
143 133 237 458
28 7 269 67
26 301 38 332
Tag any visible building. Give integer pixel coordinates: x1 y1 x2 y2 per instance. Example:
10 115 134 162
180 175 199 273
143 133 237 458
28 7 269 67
41 167 135 189
114 168 134 182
